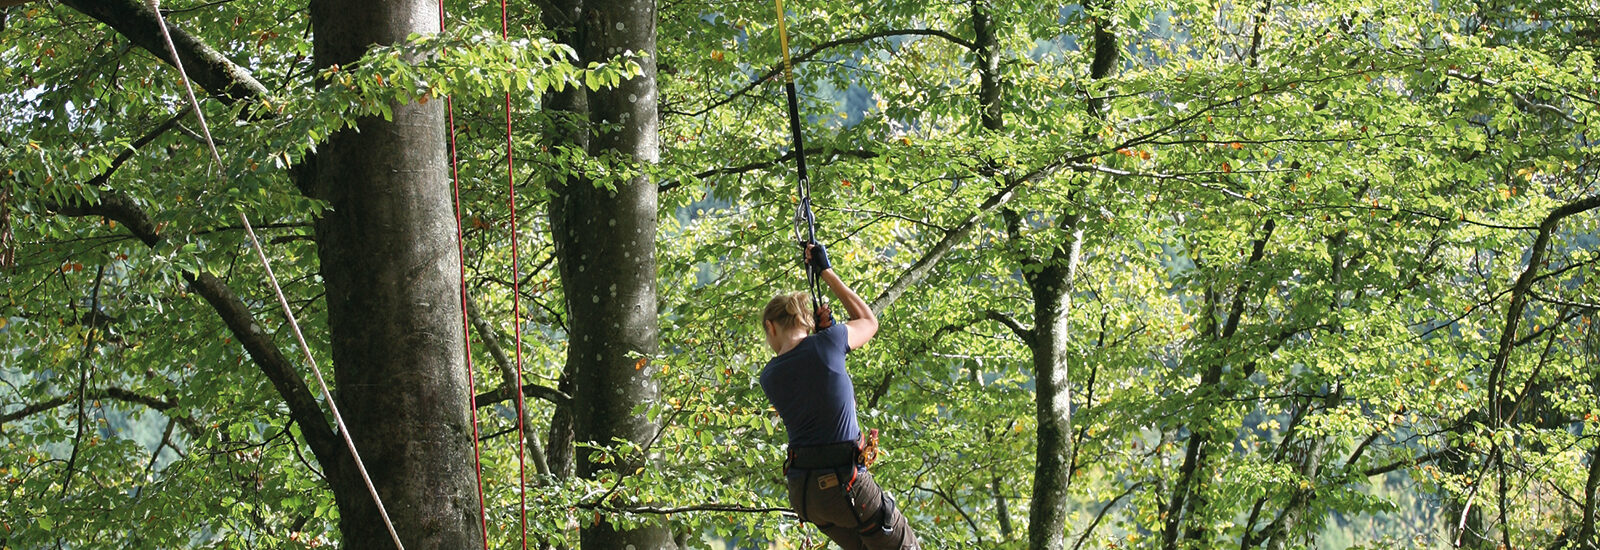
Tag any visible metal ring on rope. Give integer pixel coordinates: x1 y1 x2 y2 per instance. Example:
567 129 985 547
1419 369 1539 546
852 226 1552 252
775 0 827 326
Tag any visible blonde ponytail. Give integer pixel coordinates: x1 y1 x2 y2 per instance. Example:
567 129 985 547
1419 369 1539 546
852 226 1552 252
762 292 815 332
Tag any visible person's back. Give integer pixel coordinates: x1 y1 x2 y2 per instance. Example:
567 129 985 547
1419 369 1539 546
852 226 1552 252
759 322 859 448
758 242 918 550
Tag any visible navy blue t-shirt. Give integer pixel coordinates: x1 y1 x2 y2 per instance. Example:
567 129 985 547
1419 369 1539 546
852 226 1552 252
759 324 861 447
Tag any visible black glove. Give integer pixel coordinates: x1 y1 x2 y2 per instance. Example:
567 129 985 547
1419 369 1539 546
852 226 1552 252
804 240 832 274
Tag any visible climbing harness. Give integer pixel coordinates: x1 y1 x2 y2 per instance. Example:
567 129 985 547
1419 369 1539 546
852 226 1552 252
774 0 829 330
783 430 880 477
782 430 900 544
143 2 406 548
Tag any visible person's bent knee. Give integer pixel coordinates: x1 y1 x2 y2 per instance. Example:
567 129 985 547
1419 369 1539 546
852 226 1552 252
857 492 918 549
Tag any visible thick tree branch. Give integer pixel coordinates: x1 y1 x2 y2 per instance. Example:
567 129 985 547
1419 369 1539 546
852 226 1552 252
868 178 1026 314
473 383 571 410
1512 298 1590 346
1222 219 1276 340
1243 488 1302 550
61 264 107 496
38 0 346 479
1241 395 1318 549
131 415 180 499
1445 70 1581 124
580 502 795 517
87 106 192 188
1487 194 1600 424
1343 425 1387 474
1451 323 1567 547
1164 217 1276 549
60 0 268 104
1363 449 1451 477
47 192 343 472
463 294 554 478
1068 163 1260 204
1 386 201 434
983 309 1034 347
865 370 894 411
1574 430 1600 546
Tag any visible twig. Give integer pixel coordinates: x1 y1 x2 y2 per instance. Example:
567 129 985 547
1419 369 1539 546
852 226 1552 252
60 264 106 497
1071 481 1145 550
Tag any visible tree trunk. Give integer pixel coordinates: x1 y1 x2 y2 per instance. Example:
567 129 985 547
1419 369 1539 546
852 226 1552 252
974 0 1088 545
1025 215 1084 550
541 0 587 486
309 0 482 547
549 0 672 548
997 0 1113 543
1442 438 1491 550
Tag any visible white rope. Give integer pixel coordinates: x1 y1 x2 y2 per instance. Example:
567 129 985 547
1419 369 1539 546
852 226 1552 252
142 2 405 548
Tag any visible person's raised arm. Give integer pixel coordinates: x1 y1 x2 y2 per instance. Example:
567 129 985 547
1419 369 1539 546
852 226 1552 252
806 242 878 350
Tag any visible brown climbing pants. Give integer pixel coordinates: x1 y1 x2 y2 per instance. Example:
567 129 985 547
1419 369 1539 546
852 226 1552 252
786 466 919 550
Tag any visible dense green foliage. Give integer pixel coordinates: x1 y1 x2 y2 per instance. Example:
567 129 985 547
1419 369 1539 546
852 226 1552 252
2 0 1598 548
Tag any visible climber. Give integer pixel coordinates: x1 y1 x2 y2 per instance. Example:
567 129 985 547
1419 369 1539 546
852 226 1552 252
759 241 920 550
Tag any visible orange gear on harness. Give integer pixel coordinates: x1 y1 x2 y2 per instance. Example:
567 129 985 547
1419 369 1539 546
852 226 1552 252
860 428 881 467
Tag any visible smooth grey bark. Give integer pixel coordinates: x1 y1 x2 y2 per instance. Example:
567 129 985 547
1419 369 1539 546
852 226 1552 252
309 0 482 547
547 0 672 548
972 0 1075 545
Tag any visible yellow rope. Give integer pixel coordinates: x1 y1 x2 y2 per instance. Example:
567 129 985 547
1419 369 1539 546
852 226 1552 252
775 0 795 83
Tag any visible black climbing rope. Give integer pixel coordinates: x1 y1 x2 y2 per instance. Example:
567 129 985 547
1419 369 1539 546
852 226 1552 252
774 0 826 325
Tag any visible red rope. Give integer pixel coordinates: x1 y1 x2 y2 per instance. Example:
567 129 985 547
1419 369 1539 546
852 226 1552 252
500 0 533 547
439 0 492 547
